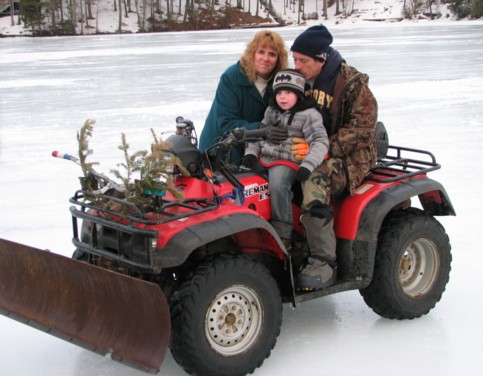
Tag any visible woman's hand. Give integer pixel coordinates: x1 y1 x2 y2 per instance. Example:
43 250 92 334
290 137 310 161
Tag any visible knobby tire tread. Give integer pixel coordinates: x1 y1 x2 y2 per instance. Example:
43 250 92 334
360 208 452 320
170 254 282 376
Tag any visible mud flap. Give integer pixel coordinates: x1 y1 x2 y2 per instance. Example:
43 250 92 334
0 238 170 374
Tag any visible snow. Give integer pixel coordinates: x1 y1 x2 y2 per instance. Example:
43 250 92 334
1 18 483 376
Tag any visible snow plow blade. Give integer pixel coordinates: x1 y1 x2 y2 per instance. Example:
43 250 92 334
0 238 170 374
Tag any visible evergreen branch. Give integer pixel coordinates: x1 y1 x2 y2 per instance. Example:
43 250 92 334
77 119 100 191
75 120 187 213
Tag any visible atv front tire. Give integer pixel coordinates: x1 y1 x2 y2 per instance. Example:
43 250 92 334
170 254 282 376
360 208 452 319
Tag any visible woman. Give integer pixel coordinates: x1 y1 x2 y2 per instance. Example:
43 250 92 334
199 30 289 162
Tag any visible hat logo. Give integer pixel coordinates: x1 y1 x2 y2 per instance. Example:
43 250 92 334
275 74 292 83
315 52 328 61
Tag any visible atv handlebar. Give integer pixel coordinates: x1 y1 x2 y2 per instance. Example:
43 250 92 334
211 127 268 150
52 150 79 163
175 116 197 147
52 150 125 194
205 127 270 167
231 127 268 140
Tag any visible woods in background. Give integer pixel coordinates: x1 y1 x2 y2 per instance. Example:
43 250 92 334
2 0 481 36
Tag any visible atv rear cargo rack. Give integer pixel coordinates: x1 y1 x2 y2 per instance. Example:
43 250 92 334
367 145 441 183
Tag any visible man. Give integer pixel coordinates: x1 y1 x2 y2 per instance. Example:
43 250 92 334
290 25 379 291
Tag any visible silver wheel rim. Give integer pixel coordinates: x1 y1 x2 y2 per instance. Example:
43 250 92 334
399 237 439 297
205 285 263 356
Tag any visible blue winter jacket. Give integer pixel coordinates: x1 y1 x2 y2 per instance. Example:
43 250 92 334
199 62 272 162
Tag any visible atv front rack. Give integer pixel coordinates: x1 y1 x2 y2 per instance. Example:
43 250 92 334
69 190 219 273
367 145 441 183
70 190 218 225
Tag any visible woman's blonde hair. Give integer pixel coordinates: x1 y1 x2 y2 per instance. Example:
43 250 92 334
240 30 288 83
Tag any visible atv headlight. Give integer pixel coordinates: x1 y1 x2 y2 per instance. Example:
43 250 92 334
151 238 158 250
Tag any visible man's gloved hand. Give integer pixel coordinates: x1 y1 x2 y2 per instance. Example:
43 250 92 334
265 125 288 144
290 137 310 161
296 166 311 182
242 154 258 168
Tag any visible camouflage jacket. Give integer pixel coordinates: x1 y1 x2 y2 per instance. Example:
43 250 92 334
309 62 378 195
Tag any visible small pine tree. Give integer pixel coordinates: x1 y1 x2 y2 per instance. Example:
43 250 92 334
77 120 187 213
77 119 100 191
110 132 147 197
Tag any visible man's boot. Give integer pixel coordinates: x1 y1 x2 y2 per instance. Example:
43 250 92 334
296 208 337 291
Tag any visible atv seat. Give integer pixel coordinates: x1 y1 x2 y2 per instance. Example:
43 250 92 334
375 121 389 160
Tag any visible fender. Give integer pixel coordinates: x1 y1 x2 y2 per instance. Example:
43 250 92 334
154 212 287 268
335 176 455 243
328 177 456 290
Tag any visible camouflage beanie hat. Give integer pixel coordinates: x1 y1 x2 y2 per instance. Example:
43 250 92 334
273 69 305 98
291 25 333 62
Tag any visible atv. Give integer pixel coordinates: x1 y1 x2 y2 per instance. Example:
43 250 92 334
0 117 455 376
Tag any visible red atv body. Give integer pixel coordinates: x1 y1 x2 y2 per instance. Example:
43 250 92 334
0 119 455 376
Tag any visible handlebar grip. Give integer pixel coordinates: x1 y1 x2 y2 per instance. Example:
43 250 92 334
243 128 268 139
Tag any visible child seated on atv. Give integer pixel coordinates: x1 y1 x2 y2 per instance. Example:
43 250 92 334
242 69 328 249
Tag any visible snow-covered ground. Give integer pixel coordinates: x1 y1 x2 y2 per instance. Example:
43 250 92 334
1 20 483 376
0 0 459 36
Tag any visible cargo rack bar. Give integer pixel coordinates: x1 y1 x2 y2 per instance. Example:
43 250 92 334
367 145 441 183
69 190 219 225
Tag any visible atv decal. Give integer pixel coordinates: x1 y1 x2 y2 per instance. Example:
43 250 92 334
355 183 374 194
244 183 270 201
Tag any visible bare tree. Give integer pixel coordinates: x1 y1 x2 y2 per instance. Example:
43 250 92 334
165 0 170 19
96 0 100 32
79 0 84 34
183 0 189 22
118 0 122 32
426 0 434 17
298 0 302 23
135 0 148 31
86 0 93 19
70 0 78 31
9 0 15 26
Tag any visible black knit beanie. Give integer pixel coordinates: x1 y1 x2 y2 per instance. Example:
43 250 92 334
290 25 333 62
273 69 305 98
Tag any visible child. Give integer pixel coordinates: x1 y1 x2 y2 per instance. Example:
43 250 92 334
242 68 329 248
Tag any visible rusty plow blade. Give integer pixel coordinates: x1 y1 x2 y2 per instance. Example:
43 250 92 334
0 238 170 374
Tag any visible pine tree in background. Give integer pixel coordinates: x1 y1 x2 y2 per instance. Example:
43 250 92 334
446 0 483 18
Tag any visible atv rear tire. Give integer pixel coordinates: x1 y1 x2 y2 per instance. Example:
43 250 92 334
360 208 452 319
170 254 282 376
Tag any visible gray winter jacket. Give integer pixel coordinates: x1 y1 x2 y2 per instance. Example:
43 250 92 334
245 99 329 172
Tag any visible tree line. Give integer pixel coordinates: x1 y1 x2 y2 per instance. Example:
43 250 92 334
2 0 482 36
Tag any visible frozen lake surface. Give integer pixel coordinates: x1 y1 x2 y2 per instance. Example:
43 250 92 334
1 21 483 376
